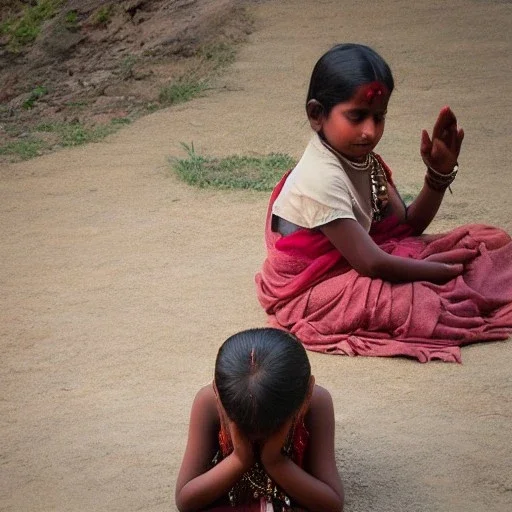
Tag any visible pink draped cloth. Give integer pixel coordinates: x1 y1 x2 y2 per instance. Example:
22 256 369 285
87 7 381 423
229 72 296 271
256 172 512 363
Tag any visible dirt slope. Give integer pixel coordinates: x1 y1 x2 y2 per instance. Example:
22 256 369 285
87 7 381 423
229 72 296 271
0 0 252 155
1 1 511 512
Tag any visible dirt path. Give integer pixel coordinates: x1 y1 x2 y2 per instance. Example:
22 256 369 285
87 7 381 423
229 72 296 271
1 1 511 511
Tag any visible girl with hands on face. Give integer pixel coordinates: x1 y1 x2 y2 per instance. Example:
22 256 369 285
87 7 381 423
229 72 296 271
175 328 344 512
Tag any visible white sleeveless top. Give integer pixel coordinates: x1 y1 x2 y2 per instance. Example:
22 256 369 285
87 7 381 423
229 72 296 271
272 134 374 232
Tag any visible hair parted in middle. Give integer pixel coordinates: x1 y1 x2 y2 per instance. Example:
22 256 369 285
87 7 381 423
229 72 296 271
306 43 394 116
214 327 311 438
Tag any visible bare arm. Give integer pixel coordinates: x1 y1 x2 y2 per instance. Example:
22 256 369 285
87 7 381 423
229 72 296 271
386 179 446 235
175 386 253 512
405 183 446 234
320 218 462 283
261 386 344 512
405 106 464 234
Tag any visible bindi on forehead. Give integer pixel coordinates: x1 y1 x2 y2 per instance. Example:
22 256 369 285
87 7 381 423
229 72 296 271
355 82 389 105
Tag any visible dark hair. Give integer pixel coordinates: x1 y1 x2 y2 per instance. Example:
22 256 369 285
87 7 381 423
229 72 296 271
306 43 394 115
214 328 311 438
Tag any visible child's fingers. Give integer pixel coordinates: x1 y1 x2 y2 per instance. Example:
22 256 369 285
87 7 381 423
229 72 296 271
445 125 463 157
420 129 432 157
432 106 456 141
431 108 446 140
423 113 461 169
449 263 465 277
425 249 475 264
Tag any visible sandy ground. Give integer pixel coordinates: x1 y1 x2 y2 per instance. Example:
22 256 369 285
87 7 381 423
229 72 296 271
1 1 512 511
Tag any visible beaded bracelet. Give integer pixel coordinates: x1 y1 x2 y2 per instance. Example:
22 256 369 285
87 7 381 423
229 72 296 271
425 164 458 193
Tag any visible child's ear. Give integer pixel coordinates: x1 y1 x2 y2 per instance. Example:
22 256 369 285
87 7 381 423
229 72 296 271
306 100 325 132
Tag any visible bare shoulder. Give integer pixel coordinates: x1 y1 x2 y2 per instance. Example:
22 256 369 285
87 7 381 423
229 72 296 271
310 384 334 411
195 382 216 401
190 383 219 423
304 384 334 424
305 384 335 427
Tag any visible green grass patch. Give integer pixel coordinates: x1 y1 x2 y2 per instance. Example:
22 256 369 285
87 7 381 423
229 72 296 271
0 0 64 50
35 120 116 146
22 85 48 109
92 4 113 27
61 124 114 146
0 139 47 161
159 79 208 106
0 117 132 161
145 102 159 113
35 121 60 132
64 10 79 31
171 143 294 191
110 117 131 126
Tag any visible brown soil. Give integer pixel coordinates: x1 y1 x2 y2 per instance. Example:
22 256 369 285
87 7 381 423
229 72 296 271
1 1 511 512
0 0 253 159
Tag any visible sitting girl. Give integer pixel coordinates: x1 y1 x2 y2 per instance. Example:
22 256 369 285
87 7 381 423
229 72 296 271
175 328 344 512
256 43 512 363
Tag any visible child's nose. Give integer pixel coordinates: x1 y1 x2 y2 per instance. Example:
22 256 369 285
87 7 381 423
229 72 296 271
362 119 377 139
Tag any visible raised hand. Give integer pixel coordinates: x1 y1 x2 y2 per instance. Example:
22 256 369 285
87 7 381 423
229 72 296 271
420 106 464 174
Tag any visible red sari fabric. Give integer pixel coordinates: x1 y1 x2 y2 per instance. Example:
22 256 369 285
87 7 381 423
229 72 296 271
255 172 512 363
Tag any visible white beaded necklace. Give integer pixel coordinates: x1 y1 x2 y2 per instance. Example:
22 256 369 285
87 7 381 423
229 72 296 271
321 139 389 221
321 140 372 172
